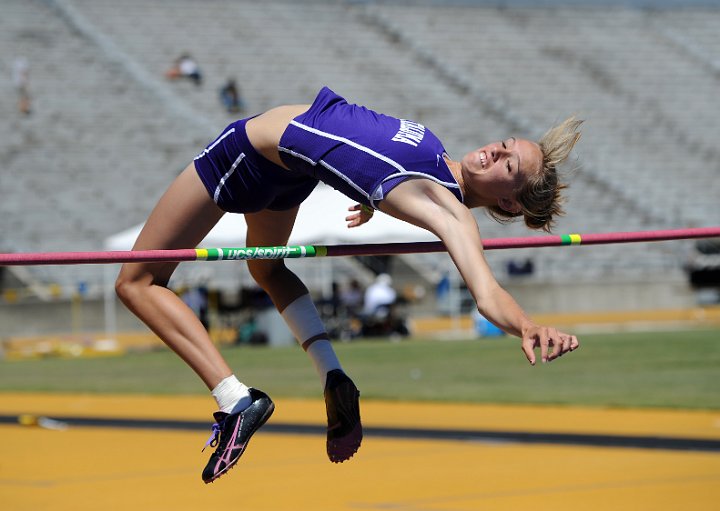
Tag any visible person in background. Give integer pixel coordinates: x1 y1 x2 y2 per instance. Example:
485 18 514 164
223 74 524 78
13 57 31 115
165 54 202 86
181 285 209 331
340 279 364 316
363 273 396 317
219 78 245 114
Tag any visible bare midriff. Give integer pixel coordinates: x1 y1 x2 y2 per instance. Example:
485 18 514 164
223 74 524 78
245 104 310 168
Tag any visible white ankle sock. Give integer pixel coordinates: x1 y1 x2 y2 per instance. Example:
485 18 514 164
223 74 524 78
211 375 252 414
281 294 342 387
306 340 342 387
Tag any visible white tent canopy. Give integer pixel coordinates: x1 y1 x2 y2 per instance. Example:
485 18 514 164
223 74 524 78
104 184 439 251
102 185 444 341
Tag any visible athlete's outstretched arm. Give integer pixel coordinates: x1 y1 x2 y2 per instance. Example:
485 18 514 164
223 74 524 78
380 180 578 364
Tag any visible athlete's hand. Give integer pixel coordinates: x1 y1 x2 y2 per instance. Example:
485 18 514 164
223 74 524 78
346 204 374 228
520 324 579 365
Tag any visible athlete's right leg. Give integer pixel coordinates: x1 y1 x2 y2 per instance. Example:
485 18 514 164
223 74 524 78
115 163 232 390
115 163 274 483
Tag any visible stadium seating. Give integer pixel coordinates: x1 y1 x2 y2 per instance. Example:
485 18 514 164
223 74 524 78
1 0 718 307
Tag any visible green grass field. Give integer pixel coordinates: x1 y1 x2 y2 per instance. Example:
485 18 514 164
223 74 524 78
1 328 719 409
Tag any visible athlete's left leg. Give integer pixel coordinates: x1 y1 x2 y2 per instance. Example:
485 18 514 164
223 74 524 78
245 208 362 462
115 164 231 389
245 207 341 381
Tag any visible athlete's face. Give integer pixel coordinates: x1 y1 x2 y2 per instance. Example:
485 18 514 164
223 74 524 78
462 137 542 212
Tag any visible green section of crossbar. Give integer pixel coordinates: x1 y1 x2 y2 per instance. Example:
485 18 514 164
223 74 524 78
195 246 322 261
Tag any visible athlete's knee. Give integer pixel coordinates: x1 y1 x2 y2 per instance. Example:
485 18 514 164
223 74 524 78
247 259 288 286
115 267 166 305
115 270 140 305
115 274 135 305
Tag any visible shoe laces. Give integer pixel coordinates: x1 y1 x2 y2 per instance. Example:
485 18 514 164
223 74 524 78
202 421 223 452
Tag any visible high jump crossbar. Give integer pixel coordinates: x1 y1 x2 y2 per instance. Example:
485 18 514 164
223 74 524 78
1 227 718 266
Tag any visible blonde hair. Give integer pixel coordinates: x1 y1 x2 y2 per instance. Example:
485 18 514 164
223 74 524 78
487 116 583 232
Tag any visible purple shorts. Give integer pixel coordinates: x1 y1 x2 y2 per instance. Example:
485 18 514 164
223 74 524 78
193 118 317 213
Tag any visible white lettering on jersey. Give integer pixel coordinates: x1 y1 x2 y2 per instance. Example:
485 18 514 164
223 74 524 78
391 120 426 147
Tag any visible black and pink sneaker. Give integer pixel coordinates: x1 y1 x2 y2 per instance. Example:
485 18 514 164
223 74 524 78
324 369 362 463
201 388 275 483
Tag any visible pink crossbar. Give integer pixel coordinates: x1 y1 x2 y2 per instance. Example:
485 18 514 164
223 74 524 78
1 227 719 265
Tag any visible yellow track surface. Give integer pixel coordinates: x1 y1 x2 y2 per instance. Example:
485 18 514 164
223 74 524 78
2 393 719 511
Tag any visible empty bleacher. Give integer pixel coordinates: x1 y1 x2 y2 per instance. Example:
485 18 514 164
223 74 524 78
1 0 717 313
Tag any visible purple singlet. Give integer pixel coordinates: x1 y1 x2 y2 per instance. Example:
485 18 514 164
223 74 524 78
194 87 463 214
278 87 463 209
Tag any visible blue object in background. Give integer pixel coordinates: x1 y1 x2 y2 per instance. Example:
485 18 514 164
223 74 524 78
473 310 505 337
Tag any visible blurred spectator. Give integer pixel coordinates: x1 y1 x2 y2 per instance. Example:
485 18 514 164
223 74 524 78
340 279 364 316
181 285 209 330
165 54 202 86
235 313 268 346
12 57 31 115
435 271 451 314
363 273 396 316
317 281 341 317
686 237 720 304
507 258 534 277
219 78 245 114
361 274 409 337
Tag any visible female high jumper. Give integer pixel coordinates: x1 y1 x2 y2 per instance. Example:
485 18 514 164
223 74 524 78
115 86 582 483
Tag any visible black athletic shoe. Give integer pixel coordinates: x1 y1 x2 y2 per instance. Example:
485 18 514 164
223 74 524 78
324 369 362 463
201 388 275 483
